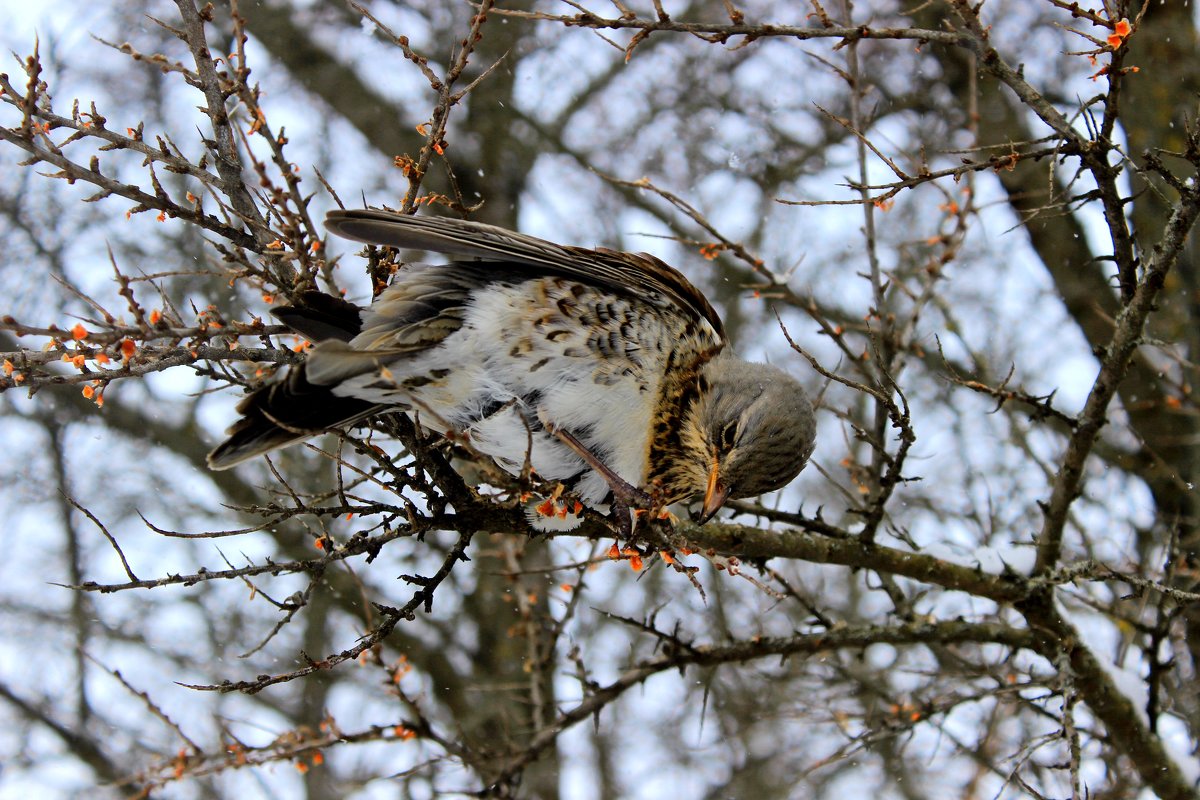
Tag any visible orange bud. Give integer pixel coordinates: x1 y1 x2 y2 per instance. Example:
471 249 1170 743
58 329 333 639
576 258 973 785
71 323 88 340
120 339 137 359
1 359 12 376
148 309 162 325
94 352 110 365
82 385 95 399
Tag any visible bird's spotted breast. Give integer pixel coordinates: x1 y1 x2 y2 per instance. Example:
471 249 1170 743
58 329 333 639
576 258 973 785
361 275 688 505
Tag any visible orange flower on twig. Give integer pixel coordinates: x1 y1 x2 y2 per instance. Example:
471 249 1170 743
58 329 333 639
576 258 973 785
1107 18 1131 48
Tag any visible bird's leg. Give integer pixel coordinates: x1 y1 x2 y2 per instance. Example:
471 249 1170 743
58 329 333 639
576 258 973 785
537 416 653 534
609 495 634 539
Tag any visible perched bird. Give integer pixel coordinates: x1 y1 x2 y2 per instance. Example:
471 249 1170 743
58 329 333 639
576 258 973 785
208 209 816 531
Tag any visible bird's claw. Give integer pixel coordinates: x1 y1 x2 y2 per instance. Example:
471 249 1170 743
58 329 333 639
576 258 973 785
611 483 674 537
540 416 664 535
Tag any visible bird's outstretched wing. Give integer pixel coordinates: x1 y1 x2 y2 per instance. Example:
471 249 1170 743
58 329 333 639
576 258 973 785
325 208 725 340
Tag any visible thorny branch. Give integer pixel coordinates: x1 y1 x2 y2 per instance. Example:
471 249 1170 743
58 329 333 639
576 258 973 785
181 530 475 695
487 618 1036 788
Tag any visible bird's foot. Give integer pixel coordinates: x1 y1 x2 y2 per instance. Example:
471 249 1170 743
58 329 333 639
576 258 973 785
610 496 635 538
602 474 674 538
612 485 678 538
633 480 675 526
538 415 657 533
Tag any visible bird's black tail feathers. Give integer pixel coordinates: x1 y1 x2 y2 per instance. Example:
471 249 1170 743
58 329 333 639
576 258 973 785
206 292 377 470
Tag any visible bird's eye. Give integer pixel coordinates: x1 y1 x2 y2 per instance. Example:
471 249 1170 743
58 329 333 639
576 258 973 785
719 420 738 451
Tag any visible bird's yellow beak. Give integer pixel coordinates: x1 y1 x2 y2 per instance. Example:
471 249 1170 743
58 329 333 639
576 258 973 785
698 457 729 524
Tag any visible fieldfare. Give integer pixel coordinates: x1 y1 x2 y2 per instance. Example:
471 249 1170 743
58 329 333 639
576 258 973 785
208 209 816 531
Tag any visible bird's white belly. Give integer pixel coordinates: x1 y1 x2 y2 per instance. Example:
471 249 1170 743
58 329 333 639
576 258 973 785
335 279 658 505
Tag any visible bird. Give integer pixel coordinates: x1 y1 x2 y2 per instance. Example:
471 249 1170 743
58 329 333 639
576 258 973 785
207 209 816 532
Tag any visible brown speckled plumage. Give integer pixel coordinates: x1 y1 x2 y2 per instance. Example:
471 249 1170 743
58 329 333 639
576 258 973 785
208 209 816 529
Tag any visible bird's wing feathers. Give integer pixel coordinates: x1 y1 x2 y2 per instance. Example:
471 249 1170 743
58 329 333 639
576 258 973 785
211 210 730 476
270 291 363 343
325 209 726 340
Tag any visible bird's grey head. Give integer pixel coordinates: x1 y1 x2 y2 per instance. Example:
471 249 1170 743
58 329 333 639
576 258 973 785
682 356 816 523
